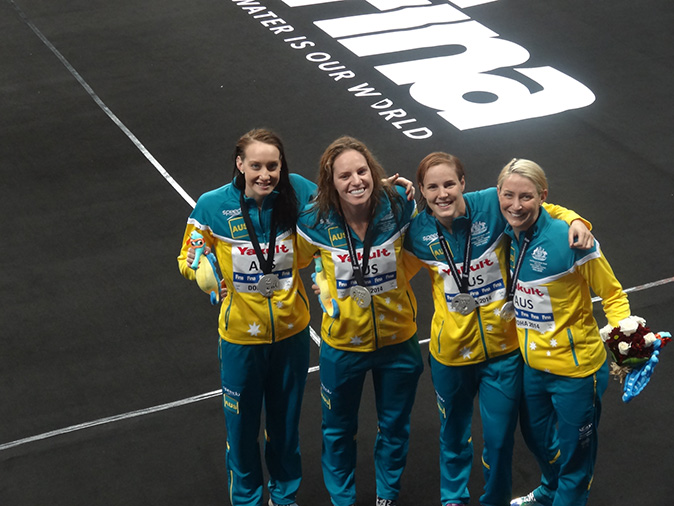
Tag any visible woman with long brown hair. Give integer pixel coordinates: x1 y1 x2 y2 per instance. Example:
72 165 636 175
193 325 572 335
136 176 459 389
178 129 316 506
296 136 423 506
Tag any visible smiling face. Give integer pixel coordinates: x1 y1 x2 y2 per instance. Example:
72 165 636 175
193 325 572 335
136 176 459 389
332 149 374 213
420 162 466 229
236 140 281 206
498 173 548 236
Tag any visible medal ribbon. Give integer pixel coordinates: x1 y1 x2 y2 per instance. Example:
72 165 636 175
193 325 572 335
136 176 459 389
503 227 535 304
239 191 277 275
435 221 473 294
342 217 375 288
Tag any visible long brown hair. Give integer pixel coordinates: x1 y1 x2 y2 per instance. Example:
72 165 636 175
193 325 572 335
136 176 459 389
232 128 298 232
312 136 402 222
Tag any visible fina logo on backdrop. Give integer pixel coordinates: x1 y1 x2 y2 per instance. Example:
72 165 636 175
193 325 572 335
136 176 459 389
231 0 596 139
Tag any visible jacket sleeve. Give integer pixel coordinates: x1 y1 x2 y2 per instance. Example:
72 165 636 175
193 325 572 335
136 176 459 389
402 222 425 279
295 225 320 270
402 248 425 280
576 247 631 326
543 202 592 230
290 173 318 208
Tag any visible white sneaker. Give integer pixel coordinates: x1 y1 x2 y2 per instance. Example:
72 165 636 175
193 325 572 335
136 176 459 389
376 498 397 506
511 491 539 506
268 499 298 506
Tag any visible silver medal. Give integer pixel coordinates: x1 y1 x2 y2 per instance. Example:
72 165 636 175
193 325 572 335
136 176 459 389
350 285 372 309
257 273 280 298
500 301 516 321
451 293 477 316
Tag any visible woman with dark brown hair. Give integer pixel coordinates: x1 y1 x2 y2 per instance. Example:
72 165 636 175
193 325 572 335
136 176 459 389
178 129 316 506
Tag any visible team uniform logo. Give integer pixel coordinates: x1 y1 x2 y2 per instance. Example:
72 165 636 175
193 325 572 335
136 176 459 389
437 251 505 311
223 394 240 414
529 246 549 273
331 242 398 298
229 216 249 240
231 238 295 294
328 226 347 248
471 221 491 247
513 282 555 333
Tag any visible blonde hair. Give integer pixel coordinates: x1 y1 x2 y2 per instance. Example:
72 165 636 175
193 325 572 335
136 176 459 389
497 158 548 196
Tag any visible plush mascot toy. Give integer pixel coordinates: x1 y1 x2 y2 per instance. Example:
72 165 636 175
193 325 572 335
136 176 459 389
189 230 223 305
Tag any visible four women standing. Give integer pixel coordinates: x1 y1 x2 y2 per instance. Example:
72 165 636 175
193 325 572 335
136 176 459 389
178 131 639 506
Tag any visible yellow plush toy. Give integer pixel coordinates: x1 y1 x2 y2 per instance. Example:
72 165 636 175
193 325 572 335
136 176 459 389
189 231 222 305
312 254 339 318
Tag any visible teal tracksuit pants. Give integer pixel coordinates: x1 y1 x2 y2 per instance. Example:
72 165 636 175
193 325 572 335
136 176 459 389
430 350 523 506
518 360 608 506
319 338 424 506
218 327 310 506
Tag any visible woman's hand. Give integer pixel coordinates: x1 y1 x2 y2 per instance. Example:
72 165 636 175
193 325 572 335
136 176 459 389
385 173 415 201
568 220 594 249
187 245 212 265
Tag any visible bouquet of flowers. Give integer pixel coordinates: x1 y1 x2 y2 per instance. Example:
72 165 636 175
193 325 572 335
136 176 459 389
600 315 671 403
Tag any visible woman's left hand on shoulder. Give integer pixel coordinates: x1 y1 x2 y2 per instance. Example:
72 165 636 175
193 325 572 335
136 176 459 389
569 219 595 249
385 173 415 201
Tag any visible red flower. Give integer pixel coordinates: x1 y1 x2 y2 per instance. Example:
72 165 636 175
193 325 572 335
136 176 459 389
606 322 668 366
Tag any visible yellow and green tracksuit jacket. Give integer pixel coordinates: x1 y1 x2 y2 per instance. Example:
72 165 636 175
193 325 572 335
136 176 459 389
177 174 316 344
296 187 417 352
404 187 590 367
505 207 630 378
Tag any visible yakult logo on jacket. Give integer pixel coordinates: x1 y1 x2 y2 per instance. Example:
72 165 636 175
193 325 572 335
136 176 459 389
237 244 291 256
457 258 494 276
336 247 391 263
516 284 545 298
438 257 494 278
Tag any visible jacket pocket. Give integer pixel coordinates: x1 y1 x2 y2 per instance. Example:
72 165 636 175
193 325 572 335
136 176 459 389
566 328 580 367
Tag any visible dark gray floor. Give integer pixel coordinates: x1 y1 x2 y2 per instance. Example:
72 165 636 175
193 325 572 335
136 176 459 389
2 1 673 505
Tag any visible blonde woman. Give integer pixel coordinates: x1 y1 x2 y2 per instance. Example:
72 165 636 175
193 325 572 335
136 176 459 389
497 159 630 506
